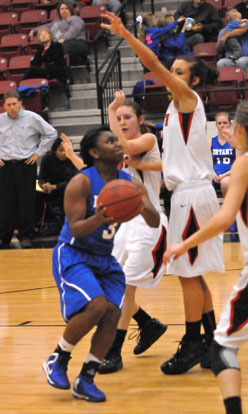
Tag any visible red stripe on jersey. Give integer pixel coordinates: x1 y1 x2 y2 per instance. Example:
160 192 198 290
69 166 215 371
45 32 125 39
227 287 248 336
178 111 194 145
164 113 169 126
182 206 200 265
152 225 167 278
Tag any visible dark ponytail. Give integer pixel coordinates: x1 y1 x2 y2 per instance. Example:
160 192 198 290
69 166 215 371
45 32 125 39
178 55 219 88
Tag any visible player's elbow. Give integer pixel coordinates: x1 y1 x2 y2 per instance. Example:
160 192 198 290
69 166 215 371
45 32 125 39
148 211 160 228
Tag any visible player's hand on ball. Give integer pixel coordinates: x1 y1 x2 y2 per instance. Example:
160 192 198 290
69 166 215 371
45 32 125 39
95 203 115 224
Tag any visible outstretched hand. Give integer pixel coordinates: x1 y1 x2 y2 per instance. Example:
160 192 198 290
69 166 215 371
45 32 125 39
109 90 126 111
100 11 125 36
163 242 188 264
60 133 75 158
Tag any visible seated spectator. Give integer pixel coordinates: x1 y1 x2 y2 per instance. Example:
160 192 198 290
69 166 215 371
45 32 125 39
91 0 122 15
35 137 79 226
157 14 192 69
23 28 67 84
137 13 185 72
235 0 248 19
30 1 88 65
174 0 222 49
208 112 235 198
217 10 248 74
217 8 246 62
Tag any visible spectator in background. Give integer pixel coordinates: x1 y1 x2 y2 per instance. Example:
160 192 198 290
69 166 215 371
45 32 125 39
217 8 246 63
208 112 235 198
217 11 248 75
235 0 248 19
23 28 67 84
30 1 88 65
0 91 57 249
138 13 186 72
36 137 79 227
157 14 192 70
174 0 222 49
92 0 122 15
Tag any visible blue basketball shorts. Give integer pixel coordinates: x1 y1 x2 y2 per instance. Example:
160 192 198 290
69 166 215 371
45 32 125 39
52 242 126 322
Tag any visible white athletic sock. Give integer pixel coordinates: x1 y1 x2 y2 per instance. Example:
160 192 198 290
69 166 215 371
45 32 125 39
59 336 74 353
85 352 101 364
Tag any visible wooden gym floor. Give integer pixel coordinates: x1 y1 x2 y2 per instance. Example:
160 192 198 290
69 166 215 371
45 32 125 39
0 240 247 414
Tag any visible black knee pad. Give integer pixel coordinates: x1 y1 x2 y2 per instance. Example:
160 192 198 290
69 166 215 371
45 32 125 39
210 340 240 376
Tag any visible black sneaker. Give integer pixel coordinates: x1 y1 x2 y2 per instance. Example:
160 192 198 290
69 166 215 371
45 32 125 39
133 318 168 355
160 336 204 375
200 336 212 369
98 351 123 374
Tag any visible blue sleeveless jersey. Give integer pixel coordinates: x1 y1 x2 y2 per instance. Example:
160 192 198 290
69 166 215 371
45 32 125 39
211 136 235 175
58 167 131 255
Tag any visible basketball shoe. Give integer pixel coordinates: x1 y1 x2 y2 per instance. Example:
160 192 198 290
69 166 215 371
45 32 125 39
43 351 71 389
98 350 123 374
160 335 204 375
200 335 213 369
133 318 168 355
72 375 106 402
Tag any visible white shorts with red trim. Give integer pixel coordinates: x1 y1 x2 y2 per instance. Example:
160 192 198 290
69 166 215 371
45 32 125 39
167 180 225 277
112 211 168 288
214 267 248 349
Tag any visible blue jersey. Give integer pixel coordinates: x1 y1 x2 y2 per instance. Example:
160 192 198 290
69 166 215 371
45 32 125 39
211 136 236 175
58 166 131 255
145 21 178 55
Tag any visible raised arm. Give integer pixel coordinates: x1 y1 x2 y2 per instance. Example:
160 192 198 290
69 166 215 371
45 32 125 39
60 133 86 170
101 13 197 112
108 90 156 154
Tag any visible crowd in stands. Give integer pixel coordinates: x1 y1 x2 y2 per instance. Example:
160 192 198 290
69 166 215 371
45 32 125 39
0 0 244 249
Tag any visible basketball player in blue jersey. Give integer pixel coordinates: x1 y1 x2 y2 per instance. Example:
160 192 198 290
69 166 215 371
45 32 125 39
42 125 160 403
209 112 236 198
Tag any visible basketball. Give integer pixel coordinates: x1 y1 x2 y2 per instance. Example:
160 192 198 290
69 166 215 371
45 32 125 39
97 179 143 222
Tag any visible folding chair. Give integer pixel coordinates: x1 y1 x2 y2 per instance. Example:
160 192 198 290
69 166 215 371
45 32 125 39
5 54 34 84
222 0 240 9
16 9 48 34
0 80 17 105
0 12 18 37
0 33 29 60
0 0 11 13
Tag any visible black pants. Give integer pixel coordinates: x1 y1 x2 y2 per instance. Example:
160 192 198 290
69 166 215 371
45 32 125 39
0 161 37 243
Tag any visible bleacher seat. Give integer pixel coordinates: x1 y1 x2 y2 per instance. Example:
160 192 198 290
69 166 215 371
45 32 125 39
0 12 18 36
0 0 11 13
139 72 171 114
0 58 8 79
193 42 218 66
80 5 107 41
9 0 38 17
206 0 223 10
0 80 17 105
222 0 240 9
5 54 34 84
0 33 29 60
206 66 243 111
49 8 58 21
16 9 48 34
18 77 49 118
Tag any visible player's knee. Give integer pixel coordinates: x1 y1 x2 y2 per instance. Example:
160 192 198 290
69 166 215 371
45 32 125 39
87 296 108 323
105 302 121 327
210 340 240 376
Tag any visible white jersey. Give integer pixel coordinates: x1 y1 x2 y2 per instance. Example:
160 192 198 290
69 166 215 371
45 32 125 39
213 153 248 349
113 136 168 288
162 91 214 191
121 135 162 212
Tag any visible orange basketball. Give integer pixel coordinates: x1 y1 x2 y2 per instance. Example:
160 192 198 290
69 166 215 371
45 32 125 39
97 179 143 223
